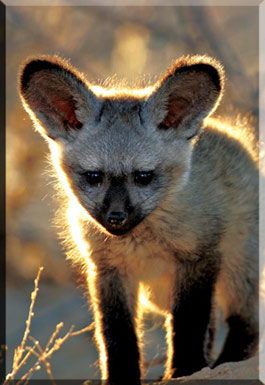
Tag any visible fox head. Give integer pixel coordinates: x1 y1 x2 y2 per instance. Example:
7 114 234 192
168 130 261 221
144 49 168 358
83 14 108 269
19 55 224 236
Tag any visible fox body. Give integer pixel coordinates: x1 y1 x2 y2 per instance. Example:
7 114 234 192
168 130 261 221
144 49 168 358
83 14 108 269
19 55 258 384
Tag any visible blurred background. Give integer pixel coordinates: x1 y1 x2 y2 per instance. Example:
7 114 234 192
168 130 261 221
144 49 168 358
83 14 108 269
6 5 258 381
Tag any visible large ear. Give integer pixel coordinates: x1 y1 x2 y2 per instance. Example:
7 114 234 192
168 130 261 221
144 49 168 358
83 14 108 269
144 55 225 139
19 56 100 140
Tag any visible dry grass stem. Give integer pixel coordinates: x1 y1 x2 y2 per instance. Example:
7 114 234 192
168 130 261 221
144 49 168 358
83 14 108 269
5 267 94 385
11 341 39 377
6 266 43 383
29 336 56 385
68 322 95 337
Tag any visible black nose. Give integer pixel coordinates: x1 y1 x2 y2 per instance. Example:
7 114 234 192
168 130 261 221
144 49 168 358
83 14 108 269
107 211 127 226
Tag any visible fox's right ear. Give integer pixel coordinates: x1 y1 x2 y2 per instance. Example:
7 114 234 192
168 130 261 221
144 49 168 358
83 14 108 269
19 56 100 140
143 55 224 139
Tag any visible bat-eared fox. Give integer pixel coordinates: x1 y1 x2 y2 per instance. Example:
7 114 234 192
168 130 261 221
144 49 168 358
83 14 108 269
19 55 258 384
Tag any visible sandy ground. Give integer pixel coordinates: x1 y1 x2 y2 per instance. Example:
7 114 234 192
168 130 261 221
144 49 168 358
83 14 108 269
175 355 260 381
151 354 264 385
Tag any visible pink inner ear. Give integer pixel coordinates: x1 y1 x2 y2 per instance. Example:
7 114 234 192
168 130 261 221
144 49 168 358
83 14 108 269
162 96 190 128
50 97 82 130
51 98 82 130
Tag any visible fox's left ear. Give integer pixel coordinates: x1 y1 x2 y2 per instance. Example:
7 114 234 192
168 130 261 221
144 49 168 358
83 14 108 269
144 56 225 139
19 56 100 140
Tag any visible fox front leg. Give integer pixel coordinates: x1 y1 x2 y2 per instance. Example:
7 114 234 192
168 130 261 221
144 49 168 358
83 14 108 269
94 266 141 385
169 258 219 378
212 314 258 368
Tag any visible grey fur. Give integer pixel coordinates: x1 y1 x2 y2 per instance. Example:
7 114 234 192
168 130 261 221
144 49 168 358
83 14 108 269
19 55 258 383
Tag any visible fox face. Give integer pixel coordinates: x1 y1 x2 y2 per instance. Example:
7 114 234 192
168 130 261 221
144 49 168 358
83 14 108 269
19 56 223 236
57 102 195 235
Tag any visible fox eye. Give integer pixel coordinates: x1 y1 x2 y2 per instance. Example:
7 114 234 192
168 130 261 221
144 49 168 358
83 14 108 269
134 171 154 186
85 171 104 186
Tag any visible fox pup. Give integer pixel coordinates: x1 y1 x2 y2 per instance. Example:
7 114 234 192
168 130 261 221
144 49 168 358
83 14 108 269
19 55 258 384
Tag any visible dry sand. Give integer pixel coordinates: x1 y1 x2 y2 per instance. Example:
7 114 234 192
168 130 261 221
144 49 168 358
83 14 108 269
154 354 264 384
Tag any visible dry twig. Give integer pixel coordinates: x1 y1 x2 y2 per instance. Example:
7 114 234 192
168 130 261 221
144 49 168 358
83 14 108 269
5 267 94 385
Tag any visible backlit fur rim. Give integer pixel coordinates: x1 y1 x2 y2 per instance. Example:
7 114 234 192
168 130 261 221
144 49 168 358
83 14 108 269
156 54 225 95
19 54 225 98
18 55 89 97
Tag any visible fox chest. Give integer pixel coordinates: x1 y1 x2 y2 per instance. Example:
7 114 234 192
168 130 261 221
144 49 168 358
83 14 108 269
104 237 178 312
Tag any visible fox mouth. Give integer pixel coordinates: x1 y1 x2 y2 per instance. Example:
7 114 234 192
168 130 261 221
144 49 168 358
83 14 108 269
105 227 132 236
96 213 145 237
104 221 141 236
